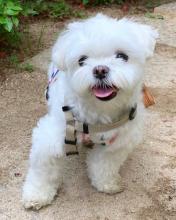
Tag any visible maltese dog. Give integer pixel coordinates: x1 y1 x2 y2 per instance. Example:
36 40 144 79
22 14 158 209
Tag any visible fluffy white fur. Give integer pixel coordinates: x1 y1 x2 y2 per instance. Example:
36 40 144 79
22 14 158 209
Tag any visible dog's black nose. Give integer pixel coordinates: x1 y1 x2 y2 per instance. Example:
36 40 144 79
93 65 109 79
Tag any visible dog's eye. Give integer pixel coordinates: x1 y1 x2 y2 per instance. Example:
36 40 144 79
116 52 128 61
78 55 88 66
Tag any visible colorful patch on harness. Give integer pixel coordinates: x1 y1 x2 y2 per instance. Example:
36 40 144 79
46 68 59 100
49 68 59 84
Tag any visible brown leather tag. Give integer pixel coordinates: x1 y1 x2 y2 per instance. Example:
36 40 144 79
143 84 155 108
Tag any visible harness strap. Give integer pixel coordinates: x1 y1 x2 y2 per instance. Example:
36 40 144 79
62 106 79 156
75 104 137 134
62 104 137 156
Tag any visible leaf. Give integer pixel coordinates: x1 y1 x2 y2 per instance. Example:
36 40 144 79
22 8 38 16
6 2 22 11
82 0 89 5
4 17 13 32
12 17 19 27
4 8 20 16
9 5 22 11
21 63 34 73
0 17 7 24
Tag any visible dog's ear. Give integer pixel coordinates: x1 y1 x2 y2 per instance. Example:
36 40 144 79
118 19 158 60
52 30 70 71
135 23 158 59
52 22 83 71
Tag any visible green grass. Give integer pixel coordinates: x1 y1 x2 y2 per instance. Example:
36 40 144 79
21 63 34 72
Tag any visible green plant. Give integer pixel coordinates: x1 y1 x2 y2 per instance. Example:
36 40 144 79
21 0 80 19
82 0 89 5
0 0 22 32
21 63 34 72
82 0 125 5
0 0 23 48
145 0 161 9
9 54 19 64
1 0 86 69
72 10 87 18
145 12 164 19
8 54 20 71
21 0 45 16
49 1 72 18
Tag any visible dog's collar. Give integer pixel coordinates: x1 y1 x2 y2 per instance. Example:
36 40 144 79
62 104 137 156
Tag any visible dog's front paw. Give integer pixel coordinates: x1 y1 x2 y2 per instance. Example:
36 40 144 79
22 183 57 210
91 175 124 194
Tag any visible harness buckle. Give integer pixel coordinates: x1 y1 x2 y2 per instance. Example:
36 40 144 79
129 103 137 120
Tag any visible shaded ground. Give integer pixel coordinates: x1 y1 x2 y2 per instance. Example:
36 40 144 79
0 3 176 220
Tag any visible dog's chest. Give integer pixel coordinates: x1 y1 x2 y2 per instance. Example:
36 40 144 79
77 129 118 147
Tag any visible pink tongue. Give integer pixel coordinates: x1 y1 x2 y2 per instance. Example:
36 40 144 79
92 87 114 98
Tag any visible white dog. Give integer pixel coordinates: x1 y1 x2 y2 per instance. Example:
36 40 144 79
22 14 158 209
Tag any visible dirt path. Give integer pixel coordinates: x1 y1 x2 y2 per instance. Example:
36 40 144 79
1 4 176 220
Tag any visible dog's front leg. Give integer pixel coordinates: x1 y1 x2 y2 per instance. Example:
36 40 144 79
87 146 130 194
22 113 66 210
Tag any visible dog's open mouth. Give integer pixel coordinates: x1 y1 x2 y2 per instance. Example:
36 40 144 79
91 84 118 101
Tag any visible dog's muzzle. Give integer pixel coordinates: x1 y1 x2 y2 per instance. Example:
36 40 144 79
93 65 109 80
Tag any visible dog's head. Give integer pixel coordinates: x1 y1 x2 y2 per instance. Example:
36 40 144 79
52 14 158 103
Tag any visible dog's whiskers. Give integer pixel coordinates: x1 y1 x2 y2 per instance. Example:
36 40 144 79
93 78 113 89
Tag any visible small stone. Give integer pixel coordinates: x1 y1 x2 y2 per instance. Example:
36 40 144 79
14 172 22 177
168 195 173 201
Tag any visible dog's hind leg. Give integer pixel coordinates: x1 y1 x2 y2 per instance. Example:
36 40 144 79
22 113 65 210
